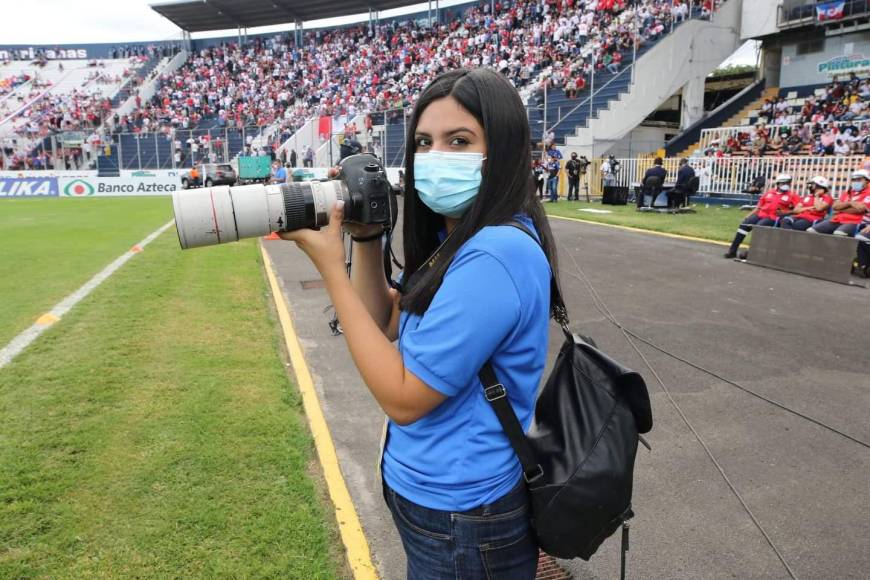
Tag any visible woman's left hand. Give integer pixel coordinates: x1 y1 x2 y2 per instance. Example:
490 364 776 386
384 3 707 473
279 201 347 280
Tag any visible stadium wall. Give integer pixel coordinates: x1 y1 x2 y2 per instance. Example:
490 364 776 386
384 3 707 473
607 126 677 158
0 41 179 60
779 31 870 88
0 168 402 197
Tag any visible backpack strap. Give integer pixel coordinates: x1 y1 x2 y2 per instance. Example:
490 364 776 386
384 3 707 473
479 363 543 484
476 219 573 485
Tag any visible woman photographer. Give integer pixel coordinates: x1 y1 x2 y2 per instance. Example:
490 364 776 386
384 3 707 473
280 68 558 579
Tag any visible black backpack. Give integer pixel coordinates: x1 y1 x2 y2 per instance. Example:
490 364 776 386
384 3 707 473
479 223 653 564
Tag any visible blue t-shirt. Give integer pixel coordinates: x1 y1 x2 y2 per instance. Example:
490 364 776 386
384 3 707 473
274 167 287 181
382 215 550 511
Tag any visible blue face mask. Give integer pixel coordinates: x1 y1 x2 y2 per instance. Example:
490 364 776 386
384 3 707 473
414 151 486 218
851 180 865 192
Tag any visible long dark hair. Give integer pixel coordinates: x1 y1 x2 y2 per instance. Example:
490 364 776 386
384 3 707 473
400 68 561 316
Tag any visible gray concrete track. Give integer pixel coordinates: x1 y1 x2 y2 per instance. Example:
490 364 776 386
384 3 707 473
264 213 869 580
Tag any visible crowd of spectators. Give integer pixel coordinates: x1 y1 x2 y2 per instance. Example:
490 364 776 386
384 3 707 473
0 72 32 97
530 0 717 105
704 73 870 159
120 0 719 151
0 57 150 170
4 0 720 169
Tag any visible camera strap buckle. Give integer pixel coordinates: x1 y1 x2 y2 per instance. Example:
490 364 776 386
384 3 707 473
484 384 506 401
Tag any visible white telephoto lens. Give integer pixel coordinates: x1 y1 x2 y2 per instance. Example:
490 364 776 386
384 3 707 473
173 184 283 249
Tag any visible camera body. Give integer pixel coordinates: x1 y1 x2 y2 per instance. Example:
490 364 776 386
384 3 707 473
337 153 394 227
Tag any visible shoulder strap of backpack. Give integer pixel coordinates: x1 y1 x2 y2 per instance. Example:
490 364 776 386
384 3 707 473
476 220 574 484
479 362 543 484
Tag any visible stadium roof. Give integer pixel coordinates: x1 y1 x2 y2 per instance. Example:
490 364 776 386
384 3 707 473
150 0 433 33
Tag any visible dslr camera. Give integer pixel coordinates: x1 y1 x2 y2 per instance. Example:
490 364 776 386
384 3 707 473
173 153 396 249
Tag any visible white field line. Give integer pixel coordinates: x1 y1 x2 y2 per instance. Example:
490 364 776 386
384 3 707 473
0 220 175 369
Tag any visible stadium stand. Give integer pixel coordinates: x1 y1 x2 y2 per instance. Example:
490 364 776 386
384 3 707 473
0 57 156 170
694 76 870 159
82 0 724 171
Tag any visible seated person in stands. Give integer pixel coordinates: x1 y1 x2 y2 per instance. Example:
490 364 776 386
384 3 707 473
726 134 741 152
748 139 766 157
564 78 578 99
801 99 815 121
820 128 837 155
780 176 833 231
834 138 850 156
641 157 668 208
842 98 867 121
809 169 870 236
797 122 813 144
767 132 784 154
759 99 774 122
725 174 798 259
785 131 803 155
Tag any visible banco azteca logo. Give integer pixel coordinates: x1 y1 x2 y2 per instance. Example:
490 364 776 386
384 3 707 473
64 179 95 196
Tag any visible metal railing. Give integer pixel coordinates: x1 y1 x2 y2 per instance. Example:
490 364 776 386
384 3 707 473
598 155 865 197
0 125 273 171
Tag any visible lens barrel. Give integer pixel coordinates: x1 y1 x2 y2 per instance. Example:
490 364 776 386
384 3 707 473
172 180 348 249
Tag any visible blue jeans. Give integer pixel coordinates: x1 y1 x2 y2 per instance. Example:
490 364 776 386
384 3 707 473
547 176 559 201
384 481 538 580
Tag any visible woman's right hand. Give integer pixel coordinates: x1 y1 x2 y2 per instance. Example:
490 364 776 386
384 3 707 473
327 165 388 240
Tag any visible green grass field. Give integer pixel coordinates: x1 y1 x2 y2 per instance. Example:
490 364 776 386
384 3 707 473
544 200 743 243
0 198 173 346
0 199 344 578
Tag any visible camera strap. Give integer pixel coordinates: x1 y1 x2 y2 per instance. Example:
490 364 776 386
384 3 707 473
383 230 404 291
393 228 457 296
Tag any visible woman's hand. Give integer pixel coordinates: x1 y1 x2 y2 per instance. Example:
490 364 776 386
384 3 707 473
279 201 347 280
324 165 387 240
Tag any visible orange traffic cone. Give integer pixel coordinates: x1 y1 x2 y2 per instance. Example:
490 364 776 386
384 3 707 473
264 232 281 240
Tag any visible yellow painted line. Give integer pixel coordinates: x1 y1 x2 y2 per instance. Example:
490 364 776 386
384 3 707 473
549 213 731 247
35 313 59 326
260 243 378 580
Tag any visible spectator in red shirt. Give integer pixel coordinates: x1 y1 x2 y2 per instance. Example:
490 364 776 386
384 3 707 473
780 176 833 231
725 174 798 258
809 169 870 236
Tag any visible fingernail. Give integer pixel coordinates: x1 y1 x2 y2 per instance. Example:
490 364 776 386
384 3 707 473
336 200 345 211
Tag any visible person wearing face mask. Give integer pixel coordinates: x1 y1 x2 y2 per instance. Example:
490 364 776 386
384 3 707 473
280 68 556 579
725 174 798 259
808 169 870 236
565 152 582 201
780 176 833 231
